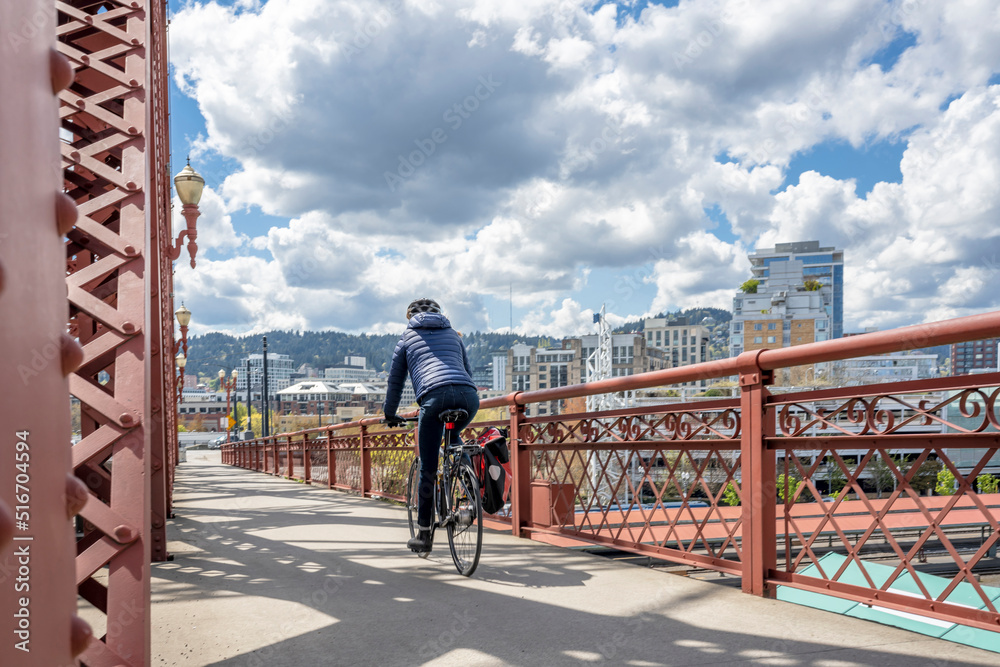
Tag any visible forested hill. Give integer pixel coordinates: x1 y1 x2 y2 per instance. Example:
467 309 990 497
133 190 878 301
184 307 731 379
184 330 558 378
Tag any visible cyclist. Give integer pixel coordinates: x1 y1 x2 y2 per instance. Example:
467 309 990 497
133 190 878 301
383 298 480 554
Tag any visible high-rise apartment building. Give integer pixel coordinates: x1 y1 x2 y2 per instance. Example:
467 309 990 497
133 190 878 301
235 352 296 396
748 240 843 339
643 317 710 388
951 339 999 375
731 256 834 385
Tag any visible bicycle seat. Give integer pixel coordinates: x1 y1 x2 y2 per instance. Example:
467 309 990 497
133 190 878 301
438 409 468 425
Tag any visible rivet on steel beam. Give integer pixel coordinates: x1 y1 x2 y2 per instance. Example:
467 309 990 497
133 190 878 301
65 475 89 518
50 49 74 93
126 181 138 191
56 192 78 235
122 321 136 333
152 460 162 471
124 244 137 256
70 151 81 163
131 38 140 46
113 525 136 543
129 79 139 88
84 15 93 24
120 413 135 426
127 126 139 135
152 519 163 529
61 333 84 376
76 99 85 109
80 54 90 65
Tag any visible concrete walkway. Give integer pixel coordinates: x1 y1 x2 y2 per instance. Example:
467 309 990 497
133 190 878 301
153 455 999 666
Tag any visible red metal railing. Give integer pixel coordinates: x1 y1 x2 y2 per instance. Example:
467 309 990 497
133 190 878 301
223 311 1000 634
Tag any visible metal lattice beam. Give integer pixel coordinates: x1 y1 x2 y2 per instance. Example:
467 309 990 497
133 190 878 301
59 0 173 663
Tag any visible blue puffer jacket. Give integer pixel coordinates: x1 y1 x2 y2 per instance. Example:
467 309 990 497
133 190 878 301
382 313 475 417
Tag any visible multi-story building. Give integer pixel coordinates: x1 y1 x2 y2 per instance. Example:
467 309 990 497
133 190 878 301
492 351 507 391
471 363 493 389
833 353 939 386
731 258 833 385
276 378 416 418
951 339 999 376
643 317 710 389
748 240 843 339
504 335 666 416
324 356 378 383
235 352 296 397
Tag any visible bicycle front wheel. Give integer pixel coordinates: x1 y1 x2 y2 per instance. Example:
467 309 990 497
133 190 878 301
446 464 482 577
405 457 420 539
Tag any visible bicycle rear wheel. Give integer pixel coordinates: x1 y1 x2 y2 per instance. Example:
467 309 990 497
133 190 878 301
405 457 420 539
446 464 482 577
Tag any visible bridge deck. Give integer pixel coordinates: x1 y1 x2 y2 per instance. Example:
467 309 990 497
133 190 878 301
150 453 999 666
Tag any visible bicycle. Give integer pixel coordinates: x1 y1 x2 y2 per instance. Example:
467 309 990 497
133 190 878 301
384 410 483 576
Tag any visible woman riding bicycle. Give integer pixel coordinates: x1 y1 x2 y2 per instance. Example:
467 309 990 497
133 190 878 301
383 298 480 554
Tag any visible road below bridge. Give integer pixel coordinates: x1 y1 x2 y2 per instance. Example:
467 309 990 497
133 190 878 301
144 456 1000 666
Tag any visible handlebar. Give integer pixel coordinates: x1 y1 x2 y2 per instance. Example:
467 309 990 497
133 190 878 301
380 416 419 427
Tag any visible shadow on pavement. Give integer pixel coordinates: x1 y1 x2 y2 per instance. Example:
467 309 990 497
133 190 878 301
152 462 997 667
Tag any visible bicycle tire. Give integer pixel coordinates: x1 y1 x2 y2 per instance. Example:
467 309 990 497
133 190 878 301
405 457 420 539
446 464 482 577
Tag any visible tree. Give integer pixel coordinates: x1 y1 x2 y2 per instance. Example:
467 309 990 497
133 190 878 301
824 456 848 495
721 482 740 506
909 459 941 495
740 279 760 294
866 454 902 499
803 279 823 291
977 473 999 495
777 473 802 503
936 468 956 496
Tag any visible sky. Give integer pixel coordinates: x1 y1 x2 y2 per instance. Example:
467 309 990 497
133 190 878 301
167 0 1000 338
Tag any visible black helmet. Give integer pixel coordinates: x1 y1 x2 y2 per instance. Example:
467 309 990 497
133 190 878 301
406 298 441 320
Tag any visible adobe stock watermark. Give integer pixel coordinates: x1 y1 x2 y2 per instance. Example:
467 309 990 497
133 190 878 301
16 332 63 386
242 106 296 159
416 610 478 660
6 4 57 54
672 2 744 71
384 75 503 192
339 0 404 63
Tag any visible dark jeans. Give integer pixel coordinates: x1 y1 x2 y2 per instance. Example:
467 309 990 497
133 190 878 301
416 384 480 529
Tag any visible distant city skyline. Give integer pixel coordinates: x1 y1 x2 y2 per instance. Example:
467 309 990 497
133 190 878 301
168 1 1000 340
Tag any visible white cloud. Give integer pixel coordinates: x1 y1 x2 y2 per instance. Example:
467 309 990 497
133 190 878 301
171 186 242 257
169 0 1000 337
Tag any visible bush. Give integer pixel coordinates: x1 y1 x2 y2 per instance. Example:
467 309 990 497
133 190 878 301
977 473 999 495
936 468 956 496
777 473 802 503
721 482 740 506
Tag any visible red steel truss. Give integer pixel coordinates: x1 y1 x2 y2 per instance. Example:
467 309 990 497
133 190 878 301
225 310 1000 635
58 0 175 664
1 1 90 663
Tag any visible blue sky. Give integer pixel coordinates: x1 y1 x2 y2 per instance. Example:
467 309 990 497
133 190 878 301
166 0 1000 337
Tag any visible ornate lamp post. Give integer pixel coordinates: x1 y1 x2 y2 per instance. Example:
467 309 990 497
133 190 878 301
170 160 204 269
176 353 187 404
175 302 191 358
219 369 238 443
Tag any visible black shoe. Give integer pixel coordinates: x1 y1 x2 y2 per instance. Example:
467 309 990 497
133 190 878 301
407 529 432 554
